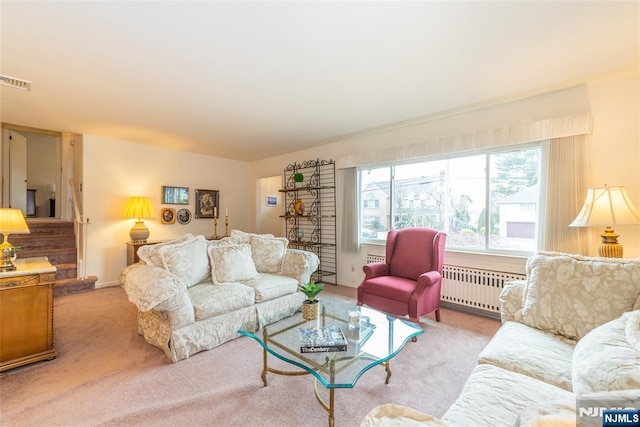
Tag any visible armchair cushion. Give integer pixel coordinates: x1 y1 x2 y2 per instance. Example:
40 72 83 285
207 243 260 285
521 251 640 340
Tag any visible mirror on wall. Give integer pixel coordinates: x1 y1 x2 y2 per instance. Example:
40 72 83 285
1 126 62 218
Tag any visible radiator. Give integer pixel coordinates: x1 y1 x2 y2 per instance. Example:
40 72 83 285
366 254 386 264
441 266 526 318
365 254 526 318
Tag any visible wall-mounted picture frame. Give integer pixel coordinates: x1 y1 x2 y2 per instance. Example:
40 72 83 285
177 208 192 225
266 195 278 207
195 189 219 219
161 208 176 224
162 186 189 205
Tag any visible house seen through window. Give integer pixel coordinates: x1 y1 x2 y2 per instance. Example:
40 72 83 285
359 144 542 254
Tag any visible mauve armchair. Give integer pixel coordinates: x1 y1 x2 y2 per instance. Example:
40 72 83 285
357 227 446 323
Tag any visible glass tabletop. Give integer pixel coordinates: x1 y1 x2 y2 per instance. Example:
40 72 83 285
238 297 423 389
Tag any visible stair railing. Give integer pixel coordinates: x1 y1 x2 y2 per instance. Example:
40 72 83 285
69 178 88 279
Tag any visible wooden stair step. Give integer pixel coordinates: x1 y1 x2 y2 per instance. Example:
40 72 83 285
54 276 97 297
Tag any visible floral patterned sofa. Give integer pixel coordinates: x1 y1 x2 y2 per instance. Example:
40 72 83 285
120 231 319 362
362 251 640 426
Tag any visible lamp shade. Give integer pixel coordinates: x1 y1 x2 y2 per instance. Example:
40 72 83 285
123 197 156 220
0 208 31 234
569 186 640 227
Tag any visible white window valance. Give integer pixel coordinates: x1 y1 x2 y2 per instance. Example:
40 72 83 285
336 113 592 169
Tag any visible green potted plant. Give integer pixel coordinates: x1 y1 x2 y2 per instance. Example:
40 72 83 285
298 280 324 320
293 172 304 188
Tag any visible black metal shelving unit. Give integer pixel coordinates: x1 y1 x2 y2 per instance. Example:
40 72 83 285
280 159 336 285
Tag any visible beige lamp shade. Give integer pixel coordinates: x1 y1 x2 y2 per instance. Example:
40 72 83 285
0 208 31 234
0 208 30 271
123 197 156 243
570 186 640 257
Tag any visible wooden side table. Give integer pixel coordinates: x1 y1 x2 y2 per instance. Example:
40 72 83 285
126 241 164 265
0 257 57 372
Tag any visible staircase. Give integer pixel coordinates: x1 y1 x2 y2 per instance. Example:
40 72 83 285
12 219 97 297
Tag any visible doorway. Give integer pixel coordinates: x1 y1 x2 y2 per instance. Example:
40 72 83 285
1 125 62 218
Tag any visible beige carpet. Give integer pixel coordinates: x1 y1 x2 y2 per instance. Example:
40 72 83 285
0 285 500 427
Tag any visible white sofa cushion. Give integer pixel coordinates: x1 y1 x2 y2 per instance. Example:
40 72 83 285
572 310 640 395
250 235 288 273
158 235 209 287
137 233 194 267
243 273 299 303
478 321 576 391
188 282 255 321
208 243 260 285
442 364 573 427
515 399 577 427
521 251 640 340
230 229 274 244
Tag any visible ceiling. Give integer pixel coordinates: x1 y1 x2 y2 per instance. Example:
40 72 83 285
1 1 638 162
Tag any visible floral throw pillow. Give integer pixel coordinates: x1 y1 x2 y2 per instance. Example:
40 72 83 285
572 311 640 395
207 243 260 285
521 251 640 340
249 235 288 273
158 235 209 287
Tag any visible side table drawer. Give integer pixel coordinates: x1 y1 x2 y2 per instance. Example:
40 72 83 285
0 274 40 289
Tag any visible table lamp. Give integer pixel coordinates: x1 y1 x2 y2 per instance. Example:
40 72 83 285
569 185 640 258
0 208 31 271
123 197 156 243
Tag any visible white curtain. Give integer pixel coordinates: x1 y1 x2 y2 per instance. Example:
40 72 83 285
339 167 359 252
540 135 588 254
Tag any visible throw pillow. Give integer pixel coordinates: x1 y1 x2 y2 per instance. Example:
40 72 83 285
207 243 260 285
250 235 288 273
137 233 194 267
521 251 640 340
158 235 209 287
230 229 274 244
572 311 640 395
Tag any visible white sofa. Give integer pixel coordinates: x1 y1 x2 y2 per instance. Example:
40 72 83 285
362 251 640 427
120 231 319 362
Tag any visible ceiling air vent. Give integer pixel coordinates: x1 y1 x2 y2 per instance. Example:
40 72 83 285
0 74 31 91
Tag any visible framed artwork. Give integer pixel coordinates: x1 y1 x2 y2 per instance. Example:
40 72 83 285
177 208 192 225
266 195 278 207
162 186 189 205
195 189 219 219
161 208 176 224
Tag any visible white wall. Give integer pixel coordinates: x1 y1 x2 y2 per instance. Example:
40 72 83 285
255 175 285 236
250 71 640 287
83 136 251 287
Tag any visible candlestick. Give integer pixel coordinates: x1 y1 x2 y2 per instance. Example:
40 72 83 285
224 214 229 237
212 217 218 240
214 207 217 218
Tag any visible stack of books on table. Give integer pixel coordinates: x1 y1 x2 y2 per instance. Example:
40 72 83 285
299 325 348 353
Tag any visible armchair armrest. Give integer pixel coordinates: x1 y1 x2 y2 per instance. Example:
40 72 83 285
282 249 319 284
499 279 526 323
415 271 442 294
363 262 390 280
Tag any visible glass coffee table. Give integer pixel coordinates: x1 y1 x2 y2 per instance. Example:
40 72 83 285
238 297 423 427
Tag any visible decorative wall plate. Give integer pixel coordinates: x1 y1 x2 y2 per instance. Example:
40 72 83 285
177 208 192 225
161 208 176 224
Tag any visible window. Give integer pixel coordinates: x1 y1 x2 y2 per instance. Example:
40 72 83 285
359 144 541 255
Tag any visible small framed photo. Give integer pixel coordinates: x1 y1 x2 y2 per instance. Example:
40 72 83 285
177 208 192 225
161 208 176 224
195 189 219 219
266 195 278 207
162 186 189 205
